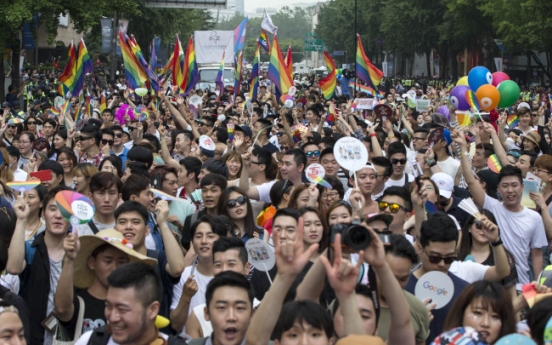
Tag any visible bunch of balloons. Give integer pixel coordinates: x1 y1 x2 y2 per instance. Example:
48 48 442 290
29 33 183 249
449 67 520 112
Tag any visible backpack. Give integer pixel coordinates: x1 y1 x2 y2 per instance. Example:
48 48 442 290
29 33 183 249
87 326 187 345
19 239 37 295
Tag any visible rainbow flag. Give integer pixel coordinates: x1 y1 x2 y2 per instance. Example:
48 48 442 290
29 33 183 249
268 35 294 98
355 34 383 89
507 115 519 128
215 51 225 99
487 154 502 173
319 51 336 100
465 89 480 111
85 96 93 117
74 105 83 122
99 93 106 112
234 51 243 97
249 43 260 100
59 40 76 93
259 29 270 53
72 38 94 96
234 17 248 52
61 100 71 116
119 33 148 89
129 35 160 91
49 107 59 117
181 35 199 95
172 35 185 91
285 46 293 79
159 50 173 79
326 103 337 126
348 81 375 95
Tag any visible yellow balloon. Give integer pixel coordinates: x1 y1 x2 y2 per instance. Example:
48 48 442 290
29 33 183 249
155 315 170 328
457 76 469 86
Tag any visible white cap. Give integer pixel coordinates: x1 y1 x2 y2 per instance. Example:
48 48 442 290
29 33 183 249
431 172 454 199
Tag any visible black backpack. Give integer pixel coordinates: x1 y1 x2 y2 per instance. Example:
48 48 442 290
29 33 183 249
87 326 187 345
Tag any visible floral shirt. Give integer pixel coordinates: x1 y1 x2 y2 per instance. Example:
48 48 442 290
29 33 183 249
79 151 109 168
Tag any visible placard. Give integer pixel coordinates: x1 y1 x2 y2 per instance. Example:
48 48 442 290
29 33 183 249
199 135 216 151
245 238 275 272
357 98 375 110
373 104 393 121
414 271 454 309
427 127 444 148
416 99 431 112
333 137 369 172
55 190 95 226
305 163 332 189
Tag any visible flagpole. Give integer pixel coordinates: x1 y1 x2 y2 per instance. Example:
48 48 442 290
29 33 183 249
354 0 357 98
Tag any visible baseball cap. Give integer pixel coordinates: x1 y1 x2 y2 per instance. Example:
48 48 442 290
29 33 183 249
234 124 253 138
431 172 454 199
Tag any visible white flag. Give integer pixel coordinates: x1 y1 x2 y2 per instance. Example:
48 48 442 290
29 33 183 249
261 9 278 35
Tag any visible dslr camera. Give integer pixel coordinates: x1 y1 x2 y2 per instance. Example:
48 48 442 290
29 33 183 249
330 220 371 251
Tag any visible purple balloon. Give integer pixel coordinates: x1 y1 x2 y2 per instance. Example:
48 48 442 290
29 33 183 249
437 106 450 120
449 85 471 111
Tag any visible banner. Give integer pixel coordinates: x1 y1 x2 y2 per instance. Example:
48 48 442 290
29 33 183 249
101 18 113 54
494 57 503 72
356 98 374 109
115 19 129 56
416 99 431 112
194 31 235 64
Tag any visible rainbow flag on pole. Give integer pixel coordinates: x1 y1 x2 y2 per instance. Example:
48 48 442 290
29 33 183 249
259 29 270 53
181 35 199 95
234 17 248 52
348 81 375 95
129 35 160 91
249 43 260 100
319 51 337 100
215 51 225 99
72 38 94 96
285 46 293 79
172 35 185 91
119 32 148 89
234 51 243 97
99 92 106 112
356 34 383 89
59 40 76 94
268 35 294 98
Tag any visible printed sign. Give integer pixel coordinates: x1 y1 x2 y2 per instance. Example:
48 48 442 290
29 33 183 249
373 104 393 121
427 127 444 148
357 98 375 110
199 135 216 151
189 95 202 107
245 238 275 272
414 271 454 309
333 137 369 172
416 99 431 112
55 190 95 226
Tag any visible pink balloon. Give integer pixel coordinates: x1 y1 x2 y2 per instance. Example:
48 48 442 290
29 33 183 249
491 72 510 87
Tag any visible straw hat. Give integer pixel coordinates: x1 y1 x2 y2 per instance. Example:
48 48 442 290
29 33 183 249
73 229 157 289
523 131 541 147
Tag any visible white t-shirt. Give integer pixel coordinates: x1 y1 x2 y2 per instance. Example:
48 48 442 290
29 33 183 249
483 194 548 285
171 265 213 329
75 331 168 345
254 180 277 203
13 168 28 182
449 260 489 283
385 173 414 188
344 188 380 204
436 157 460 182
76 219 115 236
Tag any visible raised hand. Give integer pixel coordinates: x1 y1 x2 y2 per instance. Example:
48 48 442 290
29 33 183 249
64 228 80 261
156 200 170 224
273 217 319 278
13 196 30 219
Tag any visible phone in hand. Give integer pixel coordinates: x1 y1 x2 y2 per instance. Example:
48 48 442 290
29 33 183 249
30 170 52 182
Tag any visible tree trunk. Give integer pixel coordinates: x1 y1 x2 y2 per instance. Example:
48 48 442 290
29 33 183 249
526 52 531 85
426 49 431 78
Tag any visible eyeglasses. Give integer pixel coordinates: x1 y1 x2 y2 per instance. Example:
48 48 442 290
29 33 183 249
423 248 456 265
27 121 36 125
198 122 209 127
101 139 114 145
534 168 552 175
78 136 93 141
321 192 339 199
391 158 407 165
305 150 320 158
227 195 247 208
114 132 123 138
378 201 407 213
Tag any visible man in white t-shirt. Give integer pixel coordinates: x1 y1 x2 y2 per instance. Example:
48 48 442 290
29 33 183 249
453 129 548 287
386 142 414 187
75 263 171 345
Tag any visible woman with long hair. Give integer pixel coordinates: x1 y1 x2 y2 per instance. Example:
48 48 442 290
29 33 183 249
0 147 13 184
217 186 266 243
288 183 323 212
458 209 518 299
56 147 77 188
22 185 47 240
443 281 516 344
257 180 294 235
326 200 353 226
72 163 99 195
99 156 124 178
23 116 39 137
299 206 328 260
221 151 242 185
320 176 344 210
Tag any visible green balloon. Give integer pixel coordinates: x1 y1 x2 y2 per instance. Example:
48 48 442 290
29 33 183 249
497 80 520 108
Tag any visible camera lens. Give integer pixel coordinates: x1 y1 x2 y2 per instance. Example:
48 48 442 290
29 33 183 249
343 225 371 251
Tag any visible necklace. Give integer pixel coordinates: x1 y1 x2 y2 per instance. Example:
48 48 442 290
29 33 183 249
26 219 41 240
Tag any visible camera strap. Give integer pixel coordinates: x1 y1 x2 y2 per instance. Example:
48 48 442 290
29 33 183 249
367 265 380 325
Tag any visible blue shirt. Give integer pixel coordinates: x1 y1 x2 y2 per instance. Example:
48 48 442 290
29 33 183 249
111 146 129 171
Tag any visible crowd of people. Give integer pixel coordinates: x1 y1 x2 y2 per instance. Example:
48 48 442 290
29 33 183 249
1 66 552 345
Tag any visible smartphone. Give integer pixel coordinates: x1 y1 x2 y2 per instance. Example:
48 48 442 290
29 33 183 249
152 173 163 190
30 170 52 182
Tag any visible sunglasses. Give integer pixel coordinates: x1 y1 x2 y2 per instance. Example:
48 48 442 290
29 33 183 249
78 136 93 141
114 132 123 138
27 121 36 125
277 131 285 137
7 125 16 129
378 201 406 213
305 150 320 158
391 158 407 165
198 122 209 127
128 126 136 132
473 220 482 230
423 248 456 265
102 139 114 145
227 195 247 209
281 146 289 151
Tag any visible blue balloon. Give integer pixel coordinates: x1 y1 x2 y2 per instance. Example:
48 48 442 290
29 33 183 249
468 66 492 92
449 85 471 111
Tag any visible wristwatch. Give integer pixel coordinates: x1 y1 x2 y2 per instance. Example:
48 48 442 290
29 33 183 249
490 236 503 247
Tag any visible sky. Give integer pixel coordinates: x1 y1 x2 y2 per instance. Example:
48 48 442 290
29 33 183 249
244 0 320 13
